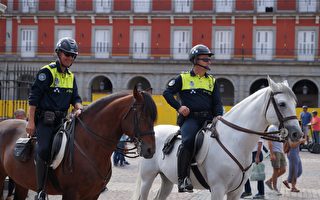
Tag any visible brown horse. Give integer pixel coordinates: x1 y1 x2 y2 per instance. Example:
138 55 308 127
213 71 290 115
0 87 157 200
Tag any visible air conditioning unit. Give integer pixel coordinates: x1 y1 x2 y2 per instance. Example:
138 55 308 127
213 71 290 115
266 7 273 12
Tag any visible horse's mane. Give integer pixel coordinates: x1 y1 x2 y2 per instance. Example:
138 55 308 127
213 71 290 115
140 91 158 122
84 92 130 114
83 91 157 122
225 81 297 116
270 82 297 103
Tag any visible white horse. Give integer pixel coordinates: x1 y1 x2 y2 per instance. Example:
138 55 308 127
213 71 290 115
133 77 303 200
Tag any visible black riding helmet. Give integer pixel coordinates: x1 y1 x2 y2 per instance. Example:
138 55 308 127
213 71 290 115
189 44 214 64
55 37 78 58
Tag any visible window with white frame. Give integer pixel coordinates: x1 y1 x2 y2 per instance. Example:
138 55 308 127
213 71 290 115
20 28 36 57
299 0 317 12
297 30 316 61
172 30 190 59
134 0 151 13
256 0 274 13
175 0 191 13
132 29 149 59
21 0 37 13
57 0 75 13
57 29 73 42
96 0 112 13
255 30 274 60
214 29 233 59
94 29 111 58
216 0 233 13
56 29 73 48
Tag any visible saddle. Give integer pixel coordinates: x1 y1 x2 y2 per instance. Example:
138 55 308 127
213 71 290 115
51 117 76 170
162 121 211 190
162 121 209 158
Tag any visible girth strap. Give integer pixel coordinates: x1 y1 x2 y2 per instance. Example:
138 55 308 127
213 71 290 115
209 118 252 193
190 160 210 190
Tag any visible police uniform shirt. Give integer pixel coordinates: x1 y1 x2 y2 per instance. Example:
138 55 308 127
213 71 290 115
163 70 223 116
29 61 82 111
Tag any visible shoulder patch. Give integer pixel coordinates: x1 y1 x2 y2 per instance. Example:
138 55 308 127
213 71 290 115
38 73 46 81
168 80 175 87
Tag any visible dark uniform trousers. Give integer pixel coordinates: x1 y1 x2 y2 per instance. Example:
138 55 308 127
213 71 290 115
35 113 65 197
36 120 58 162
177 114 212 192
180 116 211 151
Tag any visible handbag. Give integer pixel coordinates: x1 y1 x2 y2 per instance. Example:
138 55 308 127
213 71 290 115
250 162 266 181
14 137 33 162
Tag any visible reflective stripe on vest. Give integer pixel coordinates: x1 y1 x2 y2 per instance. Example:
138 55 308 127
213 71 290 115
180 73 215 92
42 64 74 89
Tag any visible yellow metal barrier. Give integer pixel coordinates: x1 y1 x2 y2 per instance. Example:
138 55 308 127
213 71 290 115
1 95 319 126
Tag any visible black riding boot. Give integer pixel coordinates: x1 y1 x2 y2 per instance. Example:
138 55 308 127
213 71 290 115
34 156 49 200
177 144 193 193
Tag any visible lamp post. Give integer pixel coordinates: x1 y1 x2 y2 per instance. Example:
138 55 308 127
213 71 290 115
137 82 142 91
302 85 308 95
99 81 105 92
219 84 224 93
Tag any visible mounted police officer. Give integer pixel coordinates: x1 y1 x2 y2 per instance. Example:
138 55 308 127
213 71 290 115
26 37 83 200
163 44 223 193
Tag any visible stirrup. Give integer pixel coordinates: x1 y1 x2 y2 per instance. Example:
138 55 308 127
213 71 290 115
178 177 193 193
35 191 47 200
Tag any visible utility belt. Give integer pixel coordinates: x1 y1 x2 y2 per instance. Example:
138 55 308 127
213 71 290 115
36 109 67 126
189 111 213 119
177 111 213 127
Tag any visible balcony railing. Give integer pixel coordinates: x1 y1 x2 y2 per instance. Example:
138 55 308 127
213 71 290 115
0 46 319 62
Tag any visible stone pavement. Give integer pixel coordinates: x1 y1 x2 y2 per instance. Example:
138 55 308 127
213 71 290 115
5 150 320 200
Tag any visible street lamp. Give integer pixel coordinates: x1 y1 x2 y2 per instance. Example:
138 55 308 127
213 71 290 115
99 81 105 91
137 82 142 91
219 84 224 93
302 85 308 95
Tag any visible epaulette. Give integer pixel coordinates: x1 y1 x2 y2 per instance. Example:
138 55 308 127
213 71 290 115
181 70 190 74
48 62 56 69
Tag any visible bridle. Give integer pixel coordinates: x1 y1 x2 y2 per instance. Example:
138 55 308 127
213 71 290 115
119 99 155 158
206 90 298 193
122 99 155 139
265 92 298 134
216 91 297 142
73 95 155 180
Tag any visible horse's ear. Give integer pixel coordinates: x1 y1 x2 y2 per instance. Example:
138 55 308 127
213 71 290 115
282 80 289 87
267 76 277 91
133 85 143 102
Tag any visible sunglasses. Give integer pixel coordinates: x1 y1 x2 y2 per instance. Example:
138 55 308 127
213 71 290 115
197 58 211 62
62 51 77 59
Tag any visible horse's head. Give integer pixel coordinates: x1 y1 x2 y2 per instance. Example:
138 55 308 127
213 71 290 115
265 77 303 142
121 87 157 158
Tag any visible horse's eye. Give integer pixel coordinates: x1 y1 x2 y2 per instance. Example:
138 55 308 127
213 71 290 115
279 102 286 107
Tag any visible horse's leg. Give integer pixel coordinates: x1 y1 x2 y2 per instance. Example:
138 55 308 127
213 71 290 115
62 193 80 200
153 173 173 200
0 174 7 200
226 189 243 200
12 184 28 200
210 185 226 200
133 167 158 200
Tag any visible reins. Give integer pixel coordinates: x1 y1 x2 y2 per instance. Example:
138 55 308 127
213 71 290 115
206 91 298 193
72 94 155 177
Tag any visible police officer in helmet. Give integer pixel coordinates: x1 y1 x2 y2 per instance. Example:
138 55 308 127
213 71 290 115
163 44 223 192
26 37 83 200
